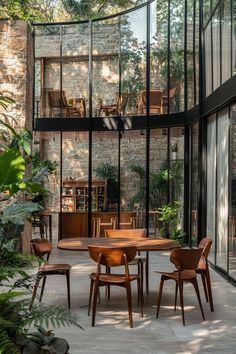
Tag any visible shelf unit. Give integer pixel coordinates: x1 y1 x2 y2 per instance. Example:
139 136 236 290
62 180 107 212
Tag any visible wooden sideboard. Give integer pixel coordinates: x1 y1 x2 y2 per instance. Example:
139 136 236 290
60 212 137 238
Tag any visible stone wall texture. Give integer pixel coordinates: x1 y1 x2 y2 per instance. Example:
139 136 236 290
0 20 33 129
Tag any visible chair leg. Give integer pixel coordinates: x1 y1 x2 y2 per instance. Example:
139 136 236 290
92 280 99 327
29 275 41 310
174 282 178 311
137 277 143 317
145 252 149 295
178 280 185 326
88 279 93 315
156 275 165 318
126 281 133 328
201 273 209 302
39 276 47 302
66 270 71 309
205 270 214 312
192 278 205 321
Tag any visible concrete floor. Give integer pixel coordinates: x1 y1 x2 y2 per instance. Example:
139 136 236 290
34 244 236 354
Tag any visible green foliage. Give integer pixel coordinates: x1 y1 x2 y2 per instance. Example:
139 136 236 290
96 162 118 207
23 326 69 354
32 151 57 176
62 0 144 20
127 163 168 211
0 95 15 110
158 201 184 244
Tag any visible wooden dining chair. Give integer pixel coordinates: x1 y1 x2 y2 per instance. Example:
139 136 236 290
88 245 143 328
196 237 214 311
98 93 129 117
138 90 163 114
48 90 80 117
92 217 116 238
156 247 205 326
105 229 148 294
29 238 71 310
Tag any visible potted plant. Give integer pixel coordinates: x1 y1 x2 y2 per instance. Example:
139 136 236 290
158 201 185 244
95 162 118 211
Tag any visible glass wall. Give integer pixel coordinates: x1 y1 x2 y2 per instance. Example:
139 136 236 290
120 130 146 229
33 0 199 120
92 131 119 236
216 108 229 270
207 114 216 263
229 104 236 278
121 7 147 115
149 129 168 236
206 108 230 272
32 132 61 237
190 123 199 245
204 0 235 97
61 132 89 238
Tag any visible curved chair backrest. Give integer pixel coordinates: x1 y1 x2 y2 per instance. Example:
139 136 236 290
105 228 146 238
170 248 203 271
169 87 177 99
31 238 52 259
198 238 213 259
88 245 137 267
48 90 67 108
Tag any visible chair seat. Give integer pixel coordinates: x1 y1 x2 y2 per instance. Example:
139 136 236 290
40 263 71 272
156 269 197 280
90 272 139 284
129 255 146 265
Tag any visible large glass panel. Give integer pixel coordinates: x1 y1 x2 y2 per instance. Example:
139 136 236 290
170 0 185 112
233 0 236 75
61 24 89 117
61 132 89 238
93 18 120 117
150 0 168 113
195 0 200 105
149 129 168 236
169 127 185 234
191 123 199 245
32 132 61 240
207 114 216 263
203 0 211 28
229 104 236 279
34 25 61 118
221 0 231 84
120 130 146 229
204 23 212 97
121 7 147 116
216 108 229 270
92 131 118 236
212 8 220 91
187 0 194 110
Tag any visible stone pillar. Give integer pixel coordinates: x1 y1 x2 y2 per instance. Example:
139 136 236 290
0 20 33 252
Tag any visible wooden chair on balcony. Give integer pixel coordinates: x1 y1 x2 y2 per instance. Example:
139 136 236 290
163 87 177 111
29 238 71 310
98 93 129 117
156 247 205 326
48 90 80 117
138 89 163 114
88 245 143 328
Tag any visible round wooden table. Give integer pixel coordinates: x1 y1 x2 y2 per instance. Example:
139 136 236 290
58 237 180 252
58 237 180 294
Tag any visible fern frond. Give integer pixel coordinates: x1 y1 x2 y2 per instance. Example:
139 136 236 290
0 329 21 354
26 304 82 330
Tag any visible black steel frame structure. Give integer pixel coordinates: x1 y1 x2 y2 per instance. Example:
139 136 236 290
32 0 236 284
